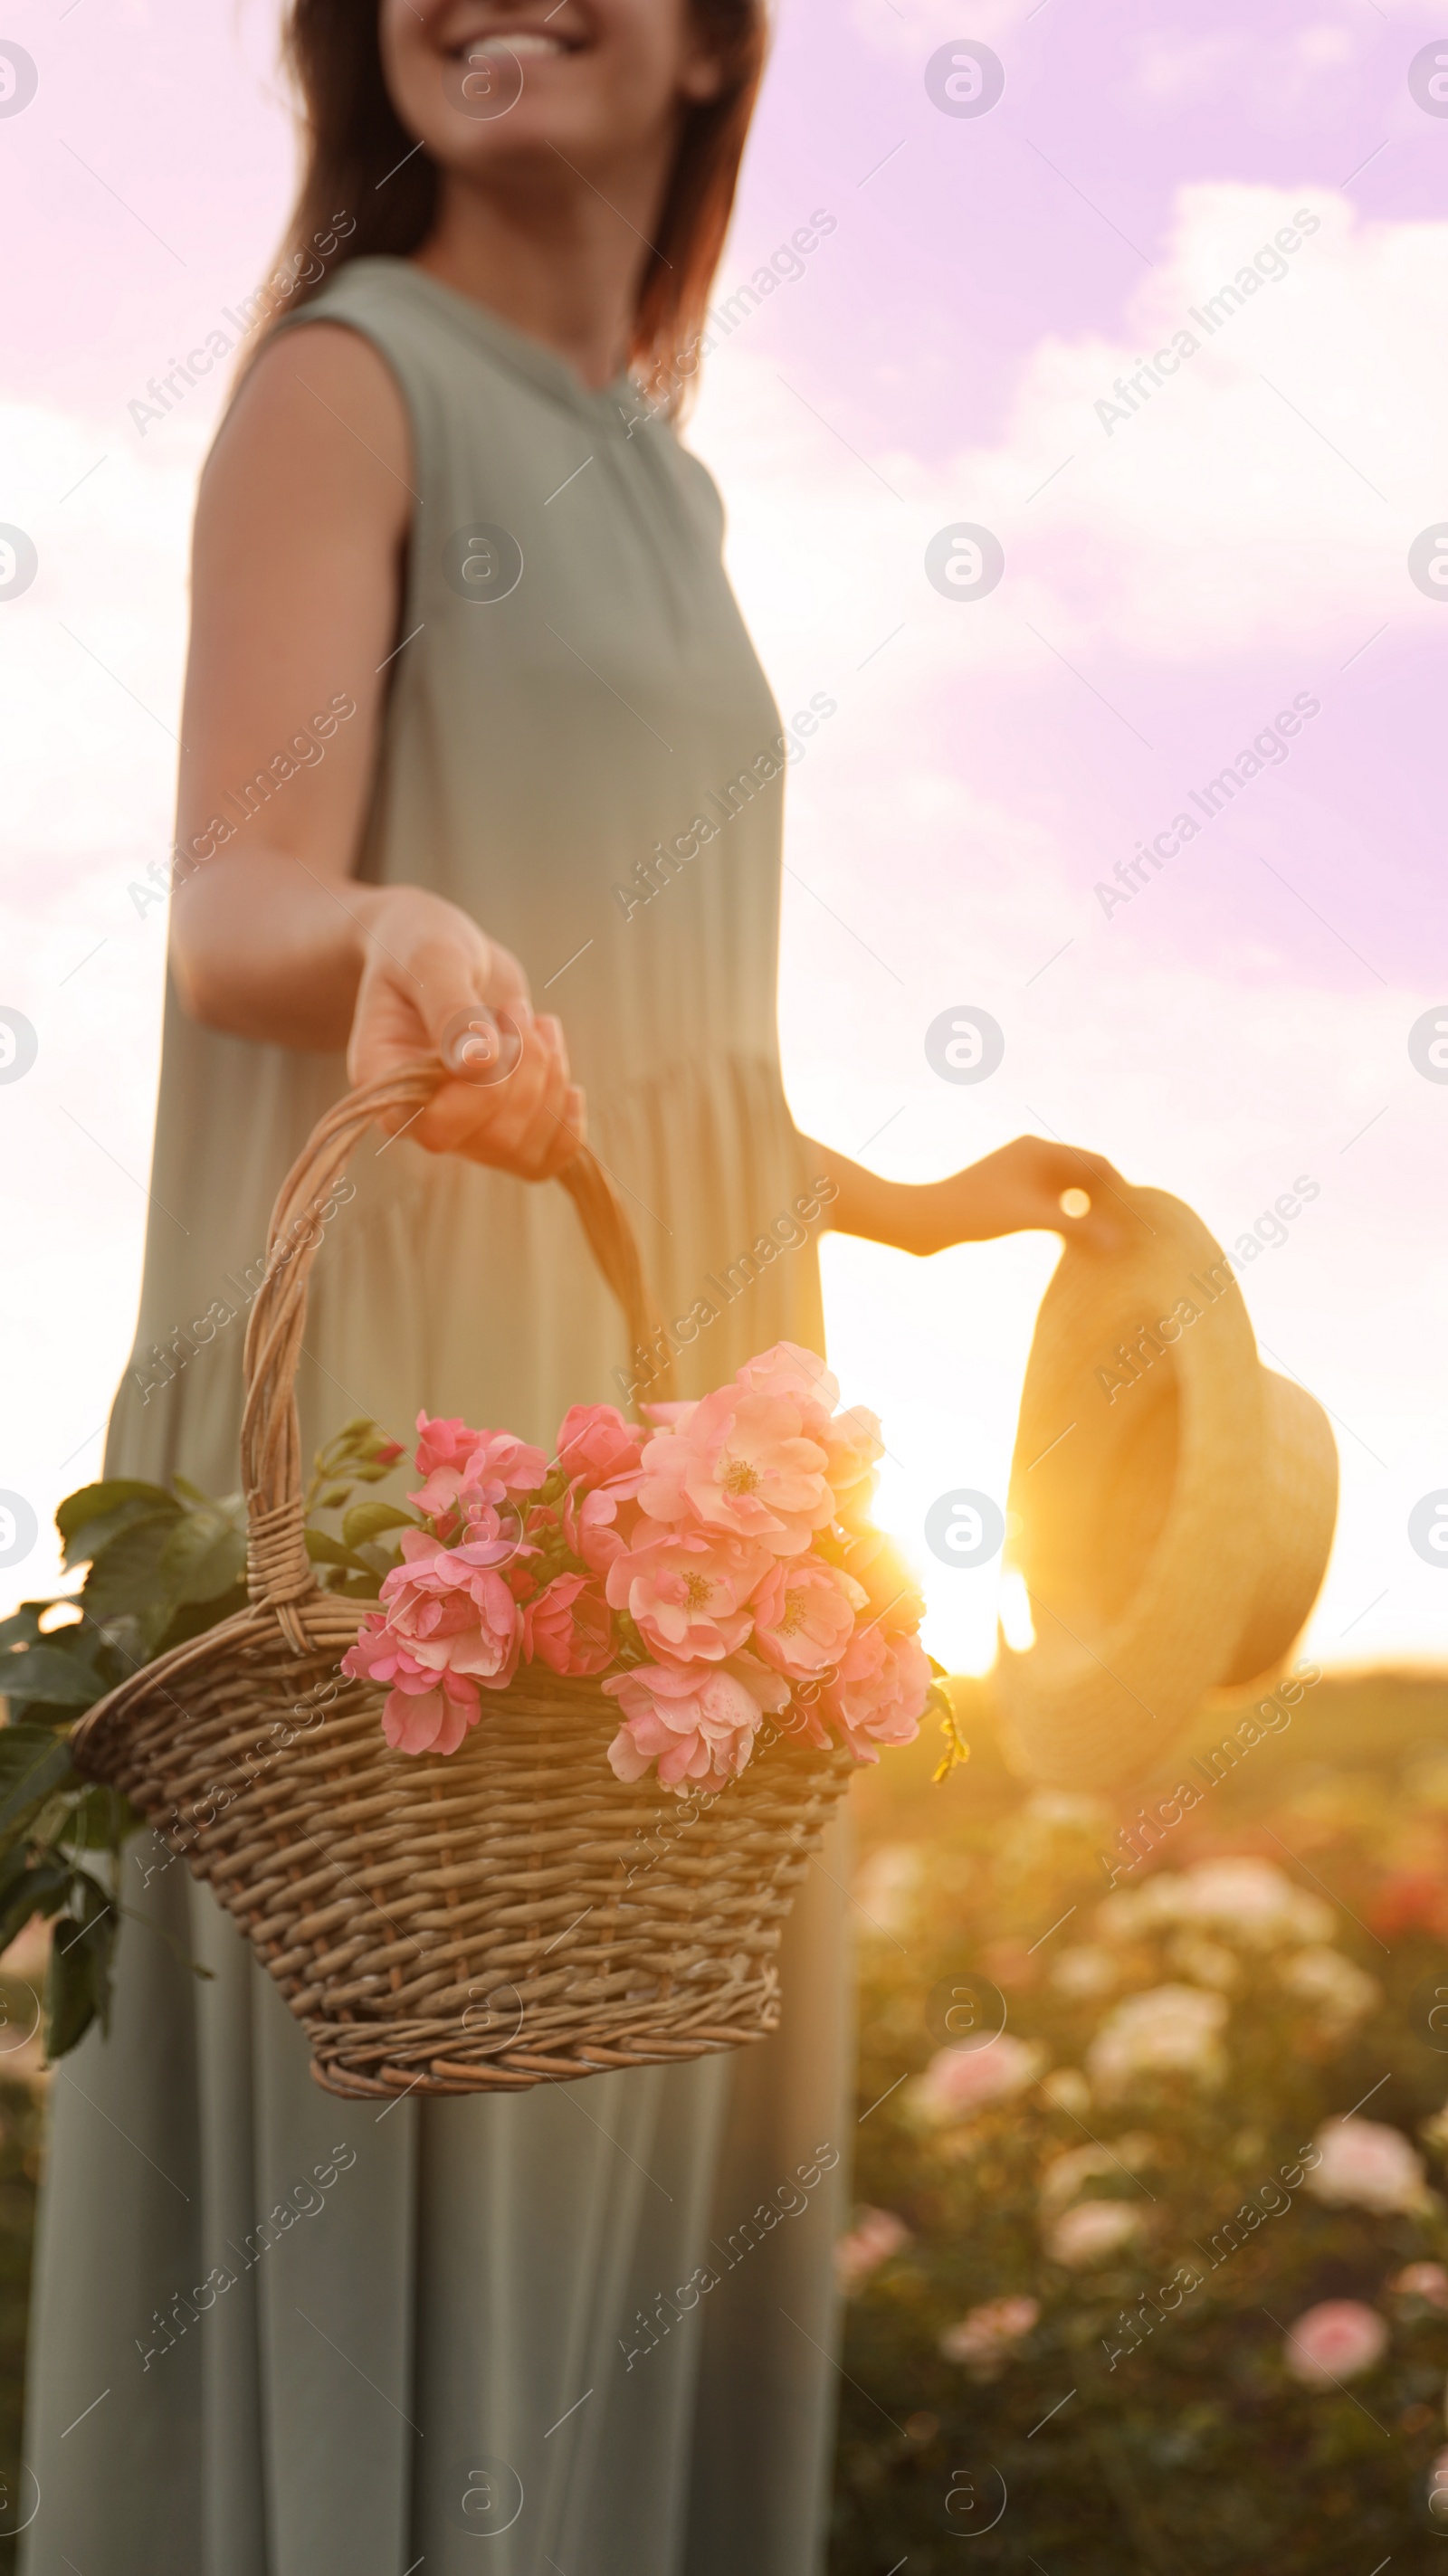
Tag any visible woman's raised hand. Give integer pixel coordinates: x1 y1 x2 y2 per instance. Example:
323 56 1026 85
348 885 586 1181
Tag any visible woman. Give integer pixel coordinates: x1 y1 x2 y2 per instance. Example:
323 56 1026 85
23 5 1119 2569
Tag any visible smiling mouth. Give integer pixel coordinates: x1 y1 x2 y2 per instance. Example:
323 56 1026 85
458 29 581 60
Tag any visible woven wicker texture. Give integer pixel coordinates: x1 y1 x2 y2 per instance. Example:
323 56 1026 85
71 1063 853 2096
992 1185 1338 1792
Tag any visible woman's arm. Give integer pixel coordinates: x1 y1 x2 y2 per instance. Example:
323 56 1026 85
802 1133 1129 1256
167 324 583 1178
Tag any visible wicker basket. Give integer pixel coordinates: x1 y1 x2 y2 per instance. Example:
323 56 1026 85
71 1064 854 2098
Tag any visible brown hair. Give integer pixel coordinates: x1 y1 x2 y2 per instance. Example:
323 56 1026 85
250 1 768 414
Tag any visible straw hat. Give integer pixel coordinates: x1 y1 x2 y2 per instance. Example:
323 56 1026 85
990 1186 1338 1791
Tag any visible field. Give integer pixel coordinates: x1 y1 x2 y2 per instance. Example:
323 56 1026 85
2 1670 1445 2570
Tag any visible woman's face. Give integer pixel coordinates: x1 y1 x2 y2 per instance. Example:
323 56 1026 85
379 0 725 184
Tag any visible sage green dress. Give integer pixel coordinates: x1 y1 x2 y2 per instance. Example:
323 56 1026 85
22 261 851 2576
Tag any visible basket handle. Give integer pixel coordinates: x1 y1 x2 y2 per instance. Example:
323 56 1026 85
239 1059 674 1616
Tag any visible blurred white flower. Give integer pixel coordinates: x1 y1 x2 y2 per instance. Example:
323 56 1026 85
1098 1859 1332 1949
1277 1946 1381 2029
1305 2116 1430 2216
1044 2199 1147 2268
853 1844 927 1935
1050 1944 1120 1999
834 2207 910 2294
1087 1984 1229 2094
1389 2261 1448 2314
1039 2067 1091 2118
908 2036 1045 2127
1166 1933 1240 1989
1039 2134 1157 2214
939 2295 1040 2379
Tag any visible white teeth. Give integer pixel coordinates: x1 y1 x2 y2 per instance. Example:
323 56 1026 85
470 31 567 55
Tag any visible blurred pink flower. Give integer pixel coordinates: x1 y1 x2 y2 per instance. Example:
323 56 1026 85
910 2035 1044 2125
750 1557 862 1678
821 1625 929 1762
1044 2200 1146 2269
1390 2262 1448 2311
939 2295 1040 2377
522 1573 613 1678
556 1402 643 1488
1304 2116 1429 2216
637 1384 834 1556
605 1526 767 1663
1086 1983 1228 2094
1282 2299 1388 2386
834 2207 910 2294
735 1341 838 1419
604 1651 791 1794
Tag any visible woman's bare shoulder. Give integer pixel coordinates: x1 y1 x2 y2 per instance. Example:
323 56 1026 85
196 318 413 551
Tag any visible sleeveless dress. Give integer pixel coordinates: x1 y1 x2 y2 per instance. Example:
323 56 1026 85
22 260 851 2576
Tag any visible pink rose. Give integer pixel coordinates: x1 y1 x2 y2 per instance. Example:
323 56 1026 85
605 1526 767 1663
750 1557 862 1678
563 1469 645 1575
409 1423 548 1528
835 2207 910 2294
821 1624 930 1762
1282 2298 1388 2387
735 1341 839 1420
556 1402 643 1488
412 1411 481 1479
522 1572 614 1678
376 1528 523 1687
637 1384 834 1557
342 1622 483 1758
603 1651 791 1794
939 2296 1040 2378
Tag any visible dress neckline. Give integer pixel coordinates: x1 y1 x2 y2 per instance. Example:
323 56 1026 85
356 255 641 425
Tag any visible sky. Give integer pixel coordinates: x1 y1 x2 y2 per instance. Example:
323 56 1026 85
3 0 1448 1678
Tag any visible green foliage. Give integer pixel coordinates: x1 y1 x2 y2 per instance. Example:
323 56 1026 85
831 1678 1448 2573
0 1418 408 2066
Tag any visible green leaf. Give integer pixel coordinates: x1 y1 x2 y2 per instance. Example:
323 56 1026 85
156 1500 247 1607
304 1530 373 1573
0 1606 48 1652
151 1585 248 1659
0 1735 80 1834
45 1895 119 2058
341 1502 416 1548
1 1644 107 1709
55 1478 176 1545
59 1486 179 1574
0 1854 73 1955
